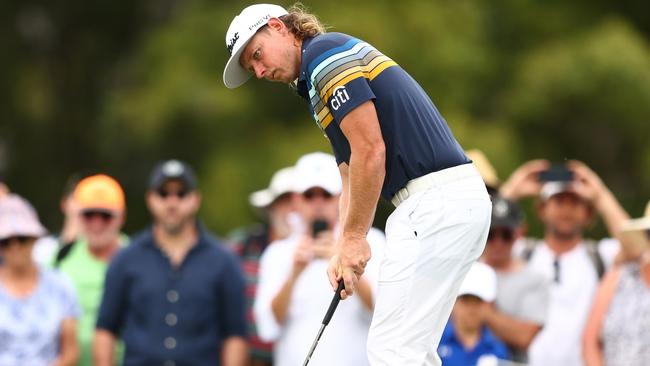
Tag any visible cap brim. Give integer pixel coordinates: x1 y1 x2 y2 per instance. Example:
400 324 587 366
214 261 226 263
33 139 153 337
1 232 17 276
223 40 253 89
249 190 274 208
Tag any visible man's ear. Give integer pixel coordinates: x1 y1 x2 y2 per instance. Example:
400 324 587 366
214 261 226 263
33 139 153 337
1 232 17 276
267 17 285 32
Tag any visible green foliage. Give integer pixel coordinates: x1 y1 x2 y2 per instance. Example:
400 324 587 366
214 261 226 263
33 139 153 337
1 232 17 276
2 0 649 236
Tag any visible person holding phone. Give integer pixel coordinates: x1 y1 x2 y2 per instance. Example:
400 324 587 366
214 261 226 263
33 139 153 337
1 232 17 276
254 152 385 366
499 159 629 366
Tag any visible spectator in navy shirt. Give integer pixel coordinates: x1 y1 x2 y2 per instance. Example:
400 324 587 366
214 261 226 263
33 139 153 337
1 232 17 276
438 262 509 366
94 159 248 366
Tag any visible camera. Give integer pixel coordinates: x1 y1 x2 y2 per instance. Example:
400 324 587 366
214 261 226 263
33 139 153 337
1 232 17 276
311 219 329 238
538 164 574 182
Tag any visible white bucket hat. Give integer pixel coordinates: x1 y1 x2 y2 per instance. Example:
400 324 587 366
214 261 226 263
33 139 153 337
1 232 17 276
223 4 288 89
249 166 296 208
621 201 650 232
0 194 47 240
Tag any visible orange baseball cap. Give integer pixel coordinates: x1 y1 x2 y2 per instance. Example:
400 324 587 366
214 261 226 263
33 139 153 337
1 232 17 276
74 174 125 212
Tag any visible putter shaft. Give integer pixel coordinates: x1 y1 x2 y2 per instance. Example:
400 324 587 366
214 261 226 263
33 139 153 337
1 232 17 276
302 281 346 366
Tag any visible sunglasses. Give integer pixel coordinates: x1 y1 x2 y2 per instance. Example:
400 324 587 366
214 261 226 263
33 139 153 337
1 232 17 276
81 210 115 222
0 236 33 248
303 189 333 201
487 228 515 242
157 189 190 199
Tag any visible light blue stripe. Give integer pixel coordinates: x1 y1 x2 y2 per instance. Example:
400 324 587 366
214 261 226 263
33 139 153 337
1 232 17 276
307 38 360 75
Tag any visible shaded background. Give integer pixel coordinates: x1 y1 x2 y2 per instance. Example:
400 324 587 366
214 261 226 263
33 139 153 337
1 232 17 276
1 0 649 237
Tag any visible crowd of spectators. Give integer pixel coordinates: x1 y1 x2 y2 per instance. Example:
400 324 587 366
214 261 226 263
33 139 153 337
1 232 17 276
0 151 648 366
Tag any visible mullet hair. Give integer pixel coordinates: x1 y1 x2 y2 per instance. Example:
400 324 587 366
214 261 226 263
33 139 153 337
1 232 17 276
279 2 327 40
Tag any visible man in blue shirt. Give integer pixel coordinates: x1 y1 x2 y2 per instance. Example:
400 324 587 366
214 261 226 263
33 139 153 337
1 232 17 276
438 262 509 366
223 4 491 365
94 160 247 366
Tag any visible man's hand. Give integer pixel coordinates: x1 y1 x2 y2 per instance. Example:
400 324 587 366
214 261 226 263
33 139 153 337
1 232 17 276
327 234 371 300
567 160 607 204
292 236 314 278
312 231 336 259
500 159 550 200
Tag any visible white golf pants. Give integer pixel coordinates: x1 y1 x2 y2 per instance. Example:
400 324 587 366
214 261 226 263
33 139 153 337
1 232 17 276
367 164 491 366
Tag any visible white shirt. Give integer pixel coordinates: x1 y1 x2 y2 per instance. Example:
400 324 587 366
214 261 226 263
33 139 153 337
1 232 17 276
254 227 386 366
526 239 619 366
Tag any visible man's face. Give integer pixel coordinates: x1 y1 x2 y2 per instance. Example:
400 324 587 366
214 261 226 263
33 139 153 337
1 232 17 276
79 208 124 248
452 295 488 330
539 192 591 239
483 226 518 268
0 236 36 267
146 180 200 234
296 187 338 227
268 192 296 223
239 19 301 84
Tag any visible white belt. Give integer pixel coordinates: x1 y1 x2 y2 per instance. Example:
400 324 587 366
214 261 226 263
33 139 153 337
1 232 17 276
391 164 478 207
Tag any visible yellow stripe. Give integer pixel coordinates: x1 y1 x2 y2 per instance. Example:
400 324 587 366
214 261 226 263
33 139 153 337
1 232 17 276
320 113 334 129
320 59 397 101
317 105 330 122
317 56 391 99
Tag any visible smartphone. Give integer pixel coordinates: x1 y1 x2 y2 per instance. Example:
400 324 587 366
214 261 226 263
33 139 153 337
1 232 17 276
538 164 574 182
311 219 329 238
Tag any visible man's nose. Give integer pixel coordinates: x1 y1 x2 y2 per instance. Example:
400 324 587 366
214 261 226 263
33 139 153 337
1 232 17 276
253 63 266 79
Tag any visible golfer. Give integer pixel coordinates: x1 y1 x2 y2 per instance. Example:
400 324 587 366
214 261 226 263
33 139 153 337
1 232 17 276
223 4 491 365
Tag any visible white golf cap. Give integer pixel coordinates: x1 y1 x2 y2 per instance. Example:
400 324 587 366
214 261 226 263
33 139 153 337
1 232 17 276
223 4 288 89
294 152 342 195
249 166 296 208
457 261 497 302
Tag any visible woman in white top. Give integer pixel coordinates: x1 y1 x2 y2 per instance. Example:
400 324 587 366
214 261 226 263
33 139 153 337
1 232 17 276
0 194 80 366
583 201 650 366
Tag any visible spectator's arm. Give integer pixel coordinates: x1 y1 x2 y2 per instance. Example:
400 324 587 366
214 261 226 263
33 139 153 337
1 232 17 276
221 336 248 366
583 267 621 366
270 236 314 324
499 159 550 201
93 329 117 366
51 318 79 366
484 307 542 349
567 161 632 258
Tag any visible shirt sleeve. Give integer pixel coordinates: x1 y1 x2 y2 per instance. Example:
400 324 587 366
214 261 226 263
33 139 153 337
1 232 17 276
95 249 129 335
217 251 247 339
253 240 292 342
306 40 386 129
598 238 620 270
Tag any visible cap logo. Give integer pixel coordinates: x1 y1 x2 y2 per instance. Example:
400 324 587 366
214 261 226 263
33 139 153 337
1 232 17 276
249 14 272 31
162 160 184 177
227 32 239 56
494 200 509 218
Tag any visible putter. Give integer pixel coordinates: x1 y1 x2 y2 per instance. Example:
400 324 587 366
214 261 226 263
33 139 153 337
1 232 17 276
302 280 346 366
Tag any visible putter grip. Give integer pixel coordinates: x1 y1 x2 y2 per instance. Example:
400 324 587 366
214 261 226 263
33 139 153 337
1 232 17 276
322 281 346 326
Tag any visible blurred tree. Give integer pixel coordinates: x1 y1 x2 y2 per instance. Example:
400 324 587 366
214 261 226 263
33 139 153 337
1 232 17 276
1 0 649 237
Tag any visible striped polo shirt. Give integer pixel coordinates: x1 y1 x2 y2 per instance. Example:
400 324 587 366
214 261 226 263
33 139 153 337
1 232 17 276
296 32 469 201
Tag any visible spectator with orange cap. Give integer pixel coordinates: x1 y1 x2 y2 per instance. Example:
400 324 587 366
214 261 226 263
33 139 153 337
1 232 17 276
55 174 128 366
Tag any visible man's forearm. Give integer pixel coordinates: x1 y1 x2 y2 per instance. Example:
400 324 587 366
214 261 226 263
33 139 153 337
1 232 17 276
343 146 384 239
270 275 298 324
484 309 542 349
93 329 117 366
222 337 248 366
356 277 374 311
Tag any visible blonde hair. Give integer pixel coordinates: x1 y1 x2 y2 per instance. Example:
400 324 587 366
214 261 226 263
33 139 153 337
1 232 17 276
279 3 327 40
